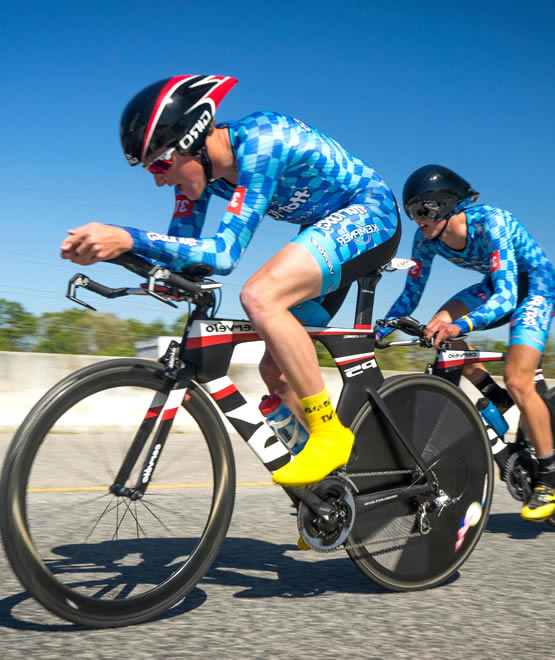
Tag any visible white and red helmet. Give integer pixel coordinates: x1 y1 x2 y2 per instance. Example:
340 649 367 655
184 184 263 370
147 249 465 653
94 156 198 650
120 75 238 166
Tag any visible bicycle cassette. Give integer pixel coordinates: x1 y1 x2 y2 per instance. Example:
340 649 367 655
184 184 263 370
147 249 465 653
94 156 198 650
297 475 356 552
504 451 537 502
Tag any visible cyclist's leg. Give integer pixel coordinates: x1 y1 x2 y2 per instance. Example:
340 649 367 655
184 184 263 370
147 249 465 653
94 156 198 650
241 242 355 485
437 281 495 383
258 288 350 425
241 188 400 486
437 283 513 411
506 286 555 520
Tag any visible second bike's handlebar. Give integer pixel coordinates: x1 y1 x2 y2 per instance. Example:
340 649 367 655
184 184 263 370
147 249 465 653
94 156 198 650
375 315 467 350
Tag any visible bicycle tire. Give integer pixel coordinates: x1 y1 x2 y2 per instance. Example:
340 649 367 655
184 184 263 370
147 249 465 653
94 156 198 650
0 358 236 628
345 373 493 591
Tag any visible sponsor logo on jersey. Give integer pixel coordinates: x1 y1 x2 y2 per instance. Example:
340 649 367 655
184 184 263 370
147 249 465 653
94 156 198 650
267 188 312 219
227 187 247 216
337 221 379 246
310 237 334 275
313 205 367 231
522 295 550 330
490 250 501 272
146 232 197 246
409 260 423 279
173 194 194 219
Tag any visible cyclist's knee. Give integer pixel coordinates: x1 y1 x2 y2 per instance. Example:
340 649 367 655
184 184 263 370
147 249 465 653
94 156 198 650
504 347 541 403
240 279 273 322
503 368 535 405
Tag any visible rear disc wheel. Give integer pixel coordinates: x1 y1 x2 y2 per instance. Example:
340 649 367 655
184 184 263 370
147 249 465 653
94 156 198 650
345 374 493 591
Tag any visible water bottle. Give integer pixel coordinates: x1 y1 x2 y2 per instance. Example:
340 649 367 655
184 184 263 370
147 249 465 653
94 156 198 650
476 397 509 437
259 394 309 454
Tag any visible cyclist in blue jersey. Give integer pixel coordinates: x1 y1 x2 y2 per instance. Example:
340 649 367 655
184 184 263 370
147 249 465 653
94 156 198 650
60 74 401 488
379 164 555 521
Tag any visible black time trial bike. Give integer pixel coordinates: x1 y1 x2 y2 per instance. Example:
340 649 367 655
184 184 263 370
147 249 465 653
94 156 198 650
376 316 555 527
0 255 494 628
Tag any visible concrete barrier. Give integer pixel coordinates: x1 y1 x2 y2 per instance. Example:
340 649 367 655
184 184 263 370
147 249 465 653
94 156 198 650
1 351 552 433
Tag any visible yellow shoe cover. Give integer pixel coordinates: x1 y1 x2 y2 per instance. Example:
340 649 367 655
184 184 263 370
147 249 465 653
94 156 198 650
520 485 555 522
272 428 354 487
297 536 311 550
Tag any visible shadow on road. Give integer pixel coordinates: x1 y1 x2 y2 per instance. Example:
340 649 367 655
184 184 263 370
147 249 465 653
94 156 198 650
1 534 459 629
485 512 555 540
0 586 207 631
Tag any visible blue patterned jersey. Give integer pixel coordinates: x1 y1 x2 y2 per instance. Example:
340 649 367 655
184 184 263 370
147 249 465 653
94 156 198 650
118 112 390 275
383 205 555 334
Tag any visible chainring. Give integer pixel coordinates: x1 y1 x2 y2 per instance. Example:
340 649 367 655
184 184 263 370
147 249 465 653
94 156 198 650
503 450 537 502
297 476 356 552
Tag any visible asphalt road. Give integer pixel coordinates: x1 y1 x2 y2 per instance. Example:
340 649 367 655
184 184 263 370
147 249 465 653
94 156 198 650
0 432 553 659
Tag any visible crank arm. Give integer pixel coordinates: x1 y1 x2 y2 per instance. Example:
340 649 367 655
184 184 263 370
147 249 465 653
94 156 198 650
292 487 337 520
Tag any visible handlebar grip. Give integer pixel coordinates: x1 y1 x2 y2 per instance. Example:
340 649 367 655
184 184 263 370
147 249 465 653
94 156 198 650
107 254 203 294
85 279 120 297
394 316 426 337
106 254 153 277
165 272 203 294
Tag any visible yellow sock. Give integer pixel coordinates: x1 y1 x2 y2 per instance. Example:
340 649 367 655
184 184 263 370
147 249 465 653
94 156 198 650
301 389 343 436
272 388 354 487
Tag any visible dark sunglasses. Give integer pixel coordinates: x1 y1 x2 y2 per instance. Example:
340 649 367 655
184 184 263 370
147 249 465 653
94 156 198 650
407 198 451 221
144 147 176 174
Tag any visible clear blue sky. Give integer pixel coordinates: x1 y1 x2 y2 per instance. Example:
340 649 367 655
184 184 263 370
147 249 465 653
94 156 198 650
1 0 554 343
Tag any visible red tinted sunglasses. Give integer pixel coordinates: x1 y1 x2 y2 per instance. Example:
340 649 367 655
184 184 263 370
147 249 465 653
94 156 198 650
144 147 175 174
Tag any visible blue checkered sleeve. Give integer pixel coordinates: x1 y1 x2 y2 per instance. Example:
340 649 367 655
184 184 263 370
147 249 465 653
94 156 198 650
378 231 436 338
122 182 274 274
113 110 396 276
117 119 292 274
453 209 518 333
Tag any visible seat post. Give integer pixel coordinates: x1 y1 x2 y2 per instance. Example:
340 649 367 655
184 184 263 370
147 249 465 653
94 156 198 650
354 271 382 328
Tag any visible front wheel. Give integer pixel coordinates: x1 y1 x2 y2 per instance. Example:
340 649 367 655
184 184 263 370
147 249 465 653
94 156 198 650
345 374 493 591
0 358 236 628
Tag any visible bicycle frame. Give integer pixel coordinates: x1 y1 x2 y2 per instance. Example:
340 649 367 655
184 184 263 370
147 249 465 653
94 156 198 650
111 270 432 502
429 347 546 388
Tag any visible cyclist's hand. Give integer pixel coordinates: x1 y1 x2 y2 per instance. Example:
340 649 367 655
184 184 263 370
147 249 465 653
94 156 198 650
425 318 461 345
61 223 133 266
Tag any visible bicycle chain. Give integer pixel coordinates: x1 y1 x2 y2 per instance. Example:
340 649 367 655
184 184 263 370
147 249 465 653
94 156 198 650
301 469 424 553
346 469 416 479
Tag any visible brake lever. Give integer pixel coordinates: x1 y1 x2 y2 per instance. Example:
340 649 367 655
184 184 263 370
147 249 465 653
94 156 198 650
66 274 130 311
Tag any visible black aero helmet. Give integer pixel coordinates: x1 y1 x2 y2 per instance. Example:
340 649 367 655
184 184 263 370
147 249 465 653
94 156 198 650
402 164 479 221
120 75 238 166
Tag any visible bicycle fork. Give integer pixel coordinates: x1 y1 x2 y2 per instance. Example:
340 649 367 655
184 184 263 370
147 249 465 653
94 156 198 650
109 381 188 500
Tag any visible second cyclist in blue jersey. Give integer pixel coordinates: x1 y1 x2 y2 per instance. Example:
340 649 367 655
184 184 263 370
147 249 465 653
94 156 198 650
60 74 401 487
380 165 555 521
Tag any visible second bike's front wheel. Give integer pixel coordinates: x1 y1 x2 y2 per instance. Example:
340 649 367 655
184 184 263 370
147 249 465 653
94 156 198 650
345 374 494 591
0 358 236 628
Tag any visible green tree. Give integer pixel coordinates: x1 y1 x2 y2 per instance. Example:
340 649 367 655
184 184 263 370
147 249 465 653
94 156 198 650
34 309 181 356
34 308 101 354
168 313 189 336
127 318 170 345
0 299 37 351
